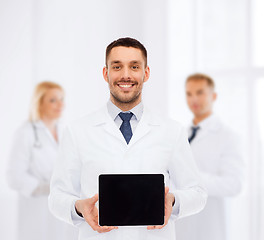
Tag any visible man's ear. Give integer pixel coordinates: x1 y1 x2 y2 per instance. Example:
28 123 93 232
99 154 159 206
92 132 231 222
103 66 109 83
143 66 150 83
213 92 217 101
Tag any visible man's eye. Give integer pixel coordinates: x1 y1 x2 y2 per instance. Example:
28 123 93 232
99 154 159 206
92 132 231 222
113 66 120 70
132 66 139 69
50 99 56 103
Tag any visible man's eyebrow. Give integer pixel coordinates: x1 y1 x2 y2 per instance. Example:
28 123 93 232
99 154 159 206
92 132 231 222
110 60 121 65
130 60 141 63
110 60 142 65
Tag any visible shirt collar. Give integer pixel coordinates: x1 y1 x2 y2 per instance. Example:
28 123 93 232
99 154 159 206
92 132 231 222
191 113 218 130
107 100 143 121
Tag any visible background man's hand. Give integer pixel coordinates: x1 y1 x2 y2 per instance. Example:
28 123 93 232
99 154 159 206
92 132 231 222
75 194 118 233
147 187 175 230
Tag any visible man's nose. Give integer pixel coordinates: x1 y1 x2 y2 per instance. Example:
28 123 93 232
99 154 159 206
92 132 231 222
188 95 196 103
121 66 131 80
57 99 64 108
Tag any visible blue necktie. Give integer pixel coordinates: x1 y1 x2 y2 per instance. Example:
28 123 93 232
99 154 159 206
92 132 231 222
188 126 200 143
119 112 133 144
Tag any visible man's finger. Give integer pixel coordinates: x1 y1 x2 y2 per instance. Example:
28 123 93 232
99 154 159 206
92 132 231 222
155 225 164 229
164 216 169 226
86 217 117 233
97 226 117 233
90 194 99 205
165 186 169 196
147 226 156 230
87 220 99 231
97 227 110 233
147 225 164 230
84 215 101 232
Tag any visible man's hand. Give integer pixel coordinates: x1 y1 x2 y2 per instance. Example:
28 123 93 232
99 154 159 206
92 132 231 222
147 187 175 230
75 194 118 233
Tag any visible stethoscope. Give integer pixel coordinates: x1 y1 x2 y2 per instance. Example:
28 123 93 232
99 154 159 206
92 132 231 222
32 122 42 148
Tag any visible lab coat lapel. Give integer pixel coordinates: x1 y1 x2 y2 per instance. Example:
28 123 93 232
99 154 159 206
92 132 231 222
192 115 221 142
96 106 160 146
34 121 59 147
193 129 207 142
97 106 125 143
128 108 159 147
103 120 125 143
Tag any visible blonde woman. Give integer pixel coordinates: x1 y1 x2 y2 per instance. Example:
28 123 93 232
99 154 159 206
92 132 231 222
7 81 78 240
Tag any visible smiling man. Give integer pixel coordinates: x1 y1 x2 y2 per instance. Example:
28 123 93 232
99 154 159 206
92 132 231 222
103 43 149 110
48 38 207 240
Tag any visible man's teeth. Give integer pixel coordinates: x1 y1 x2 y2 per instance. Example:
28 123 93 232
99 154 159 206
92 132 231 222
119 84 132 88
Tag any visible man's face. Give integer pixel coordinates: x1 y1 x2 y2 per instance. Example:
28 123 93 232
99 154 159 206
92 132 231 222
103 46 150 107
186 79 216 117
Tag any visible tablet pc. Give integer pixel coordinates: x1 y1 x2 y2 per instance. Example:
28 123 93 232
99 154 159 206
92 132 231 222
99 174 164 226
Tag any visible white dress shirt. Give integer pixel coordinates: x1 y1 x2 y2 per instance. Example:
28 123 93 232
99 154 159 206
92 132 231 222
107 100 143 132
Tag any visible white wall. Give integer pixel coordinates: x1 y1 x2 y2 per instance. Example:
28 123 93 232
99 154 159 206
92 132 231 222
0 1 33 239
31 0 169 120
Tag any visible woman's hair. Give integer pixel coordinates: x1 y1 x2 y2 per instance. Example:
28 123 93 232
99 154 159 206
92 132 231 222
29 81 63 121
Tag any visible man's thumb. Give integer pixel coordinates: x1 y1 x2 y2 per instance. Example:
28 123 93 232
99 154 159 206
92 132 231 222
90 193 99 204
165 186 169 195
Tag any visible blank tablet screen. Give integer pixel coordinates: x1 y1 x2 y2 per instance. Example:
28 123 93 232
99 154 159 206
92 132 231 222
99 174 164 226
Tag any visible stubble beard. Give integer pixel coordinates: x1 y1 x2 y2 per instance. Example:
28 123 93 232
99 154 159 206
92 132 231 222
110 90 141 106
108 76 145 108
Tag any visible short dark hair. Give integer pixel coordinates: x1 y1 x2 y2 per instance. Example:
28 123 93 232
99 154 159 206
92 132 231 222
186 73 215 90
105 37 147 67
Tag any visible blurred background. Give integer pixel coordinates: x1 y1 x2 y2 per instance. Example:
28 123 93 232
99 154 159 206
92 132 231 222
0 0 263 239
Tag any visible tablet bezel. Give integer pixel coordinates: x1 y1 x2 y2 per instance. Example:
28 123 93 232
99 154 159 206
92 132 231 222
98 174 165 227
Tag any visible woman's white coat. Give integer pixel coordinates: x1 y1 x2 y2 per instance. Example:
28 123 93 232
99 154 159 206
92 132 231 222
7 121 78 240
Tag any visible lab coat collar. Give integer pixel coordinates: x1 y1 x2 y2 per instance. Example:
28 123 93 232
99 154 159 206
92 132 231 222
91 104 161 126
200 114 221 132
128 106 161 147
189 114 221 143
32 120 62 146
191 114 221 133
32 120 46 129
92 104 161 147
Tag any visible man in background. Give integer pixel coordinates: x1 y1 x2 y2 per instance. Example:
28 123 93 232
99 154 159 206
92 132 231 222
176 73 245 240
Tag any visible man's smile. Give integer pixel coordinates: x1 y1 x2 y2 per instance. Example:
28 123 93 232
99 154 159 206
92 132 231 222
117 82 136 90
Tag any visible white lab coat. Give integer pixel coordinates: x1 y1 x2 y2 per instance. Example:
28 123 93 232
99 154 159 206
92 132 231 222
49 105 207 240
175 114 244 240
7 120 78 240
